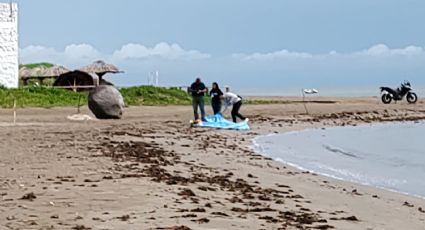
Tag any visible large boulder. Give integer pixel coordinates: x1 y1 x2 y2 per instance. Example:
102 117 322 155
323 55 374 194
88 85 125 119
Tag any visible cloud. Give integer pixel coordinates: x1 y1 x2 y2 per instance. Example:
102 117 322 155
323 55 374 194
233 49 313 61
19 42 211 67
234 44 425 61
112 42 211 60
354 44 424 57
19 43 103 67
63 44 102 60
21 43 423 66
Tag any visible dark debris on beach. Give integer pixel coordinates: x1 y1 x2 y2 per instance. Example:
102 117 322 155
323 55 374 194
81 122 347 229
55 109 425 228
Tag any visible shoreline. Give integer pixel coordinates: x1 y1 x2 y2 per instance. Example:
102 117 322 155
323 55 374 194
1 97 425 229
253 132 425 201
251 113 425 200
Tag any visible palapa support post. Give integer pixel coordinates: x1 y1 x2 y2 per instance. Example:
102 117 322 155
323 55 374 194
73 78 77 92
77 94 81 114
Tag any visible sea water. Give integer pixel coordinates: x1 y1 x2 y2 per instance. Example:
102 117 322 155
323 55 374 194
254 122 425 198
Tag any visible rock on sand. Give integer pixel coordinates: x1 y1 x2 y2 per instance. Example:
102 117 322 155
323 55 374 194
88 85 125 119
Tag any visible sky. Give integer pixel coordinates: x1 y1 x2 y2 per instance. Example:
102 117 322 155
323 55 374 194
15 0 425 95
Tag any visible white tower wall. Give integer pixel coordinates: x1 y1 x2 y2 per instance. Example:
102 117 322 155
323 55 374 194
0 3 18 88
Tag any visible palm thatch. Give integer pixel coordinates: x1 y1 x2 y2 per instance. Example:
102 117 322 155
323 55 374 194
53 71 96 92
19 65 70 79
79 60 122 78
19 66 43 79
43 65 71 77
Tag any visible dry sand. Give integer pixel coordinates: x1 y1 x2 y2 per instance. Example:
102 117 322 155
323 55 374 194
1 97 425 230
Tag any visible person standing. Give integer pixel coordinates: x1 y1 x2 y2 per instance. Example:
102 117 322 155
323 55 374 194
189 77 207 121
209 82 223 115
222 91 248 123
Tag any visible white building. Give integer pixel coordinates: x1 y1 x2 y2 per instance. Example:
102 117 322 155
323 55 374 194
0 2 18 88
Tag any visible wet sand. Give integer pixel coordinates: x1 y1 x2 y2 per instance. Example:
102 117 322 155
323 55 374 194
1 97 425 230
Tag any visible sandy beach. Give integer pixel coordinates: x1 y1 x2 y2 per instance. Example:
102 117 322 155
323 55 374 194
1 97 425 230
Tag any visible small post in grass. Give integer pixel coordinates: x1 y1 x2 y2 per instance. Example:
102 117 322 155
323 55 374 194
77 94 81 114
13 98 17 124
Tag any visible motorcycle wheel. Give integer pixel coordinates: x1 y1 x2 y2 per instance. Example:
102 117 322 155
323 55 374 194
381 94 392 104
406 92 418 104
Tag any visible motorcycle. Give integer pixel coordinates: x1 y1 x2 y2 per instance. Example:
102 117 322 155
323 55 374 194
380 81 418 104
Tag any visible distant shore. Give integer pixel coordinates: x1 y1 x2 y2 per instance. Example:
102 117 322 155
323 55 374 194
1 97 425 229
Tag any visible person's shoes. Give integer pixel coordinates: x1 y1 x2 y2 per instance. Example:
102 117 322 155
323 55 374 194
244 118 249 122
201 118 208 122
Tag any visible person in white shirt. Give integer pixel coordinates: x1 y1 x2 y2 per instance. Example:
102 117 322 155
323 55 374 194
221 92 248 123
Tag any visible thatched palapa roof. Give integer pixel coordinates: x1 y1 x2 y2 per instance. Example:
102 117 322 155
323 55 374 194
19 67 40 79
19 65 71 79
79 60 122 78
43 65 71 77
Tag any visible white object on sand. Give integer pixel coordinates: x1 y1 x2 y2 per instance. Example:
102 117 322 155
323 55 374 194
303 89 319 94
301 88 319 115
66 114 93 121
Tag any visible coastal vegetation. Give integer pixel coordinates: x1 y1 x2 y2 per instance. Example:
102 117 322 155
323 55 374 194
0 85 336 108
19 62 54 69
2 62 330 108
120 86 192 106
0 85 193 108
0 86 86 108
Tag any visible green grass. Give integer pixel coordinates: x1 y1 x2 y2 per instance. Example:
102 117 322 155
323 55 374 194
0 86 193 108
1 85 310 109
19 62 54 69
120 86 193 106
0 86 86 108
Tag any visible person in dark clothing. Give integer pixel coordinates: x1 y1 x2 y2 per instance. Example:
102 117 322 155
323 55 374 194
209 82 223 115
189 78 207 121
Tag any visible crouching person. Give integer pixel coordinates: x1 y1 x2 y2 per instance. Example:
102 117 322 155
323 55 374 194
222 91 248 123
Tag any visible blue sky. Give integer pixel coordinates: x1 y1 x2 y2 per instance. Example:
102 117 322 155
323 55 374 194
15 0 425 95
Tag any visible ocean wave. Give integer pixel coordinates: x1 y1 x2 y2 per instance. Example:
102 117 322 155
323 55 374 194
322 144 362 159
